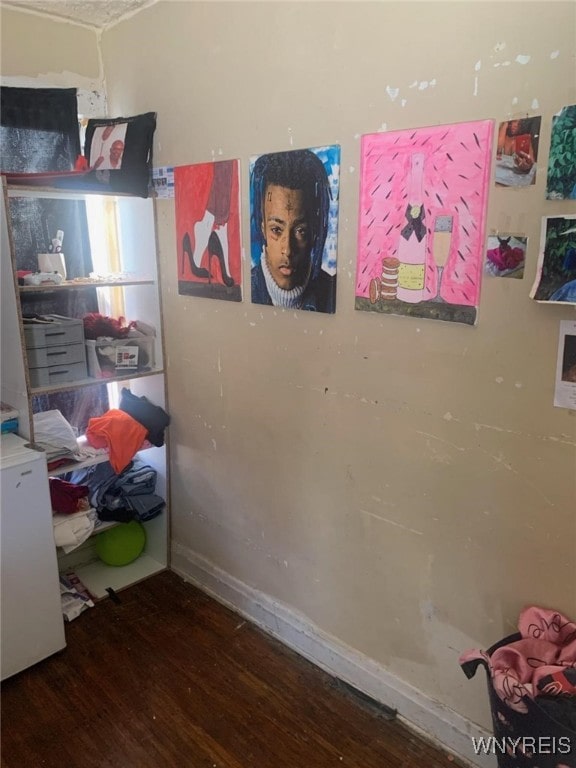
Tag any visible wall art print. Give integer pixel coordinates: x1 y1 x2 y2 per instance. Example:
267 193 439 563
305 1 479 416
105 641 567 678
176 159 242 301
485 233 527 279
249 145 340 314
355 120 493 325
530 215 576 303
546 105 576 200
495 116 541 188
554 320 576 410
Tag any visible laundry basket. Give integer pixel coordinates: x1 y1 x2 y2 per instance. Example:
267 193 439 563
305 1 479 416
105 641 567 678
461 632 575 768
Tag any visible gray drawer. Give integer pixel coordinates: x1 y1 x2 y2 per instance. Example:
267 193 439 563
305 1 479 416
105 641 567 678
23 315 84 349
28 360 88 388
26 342 86 369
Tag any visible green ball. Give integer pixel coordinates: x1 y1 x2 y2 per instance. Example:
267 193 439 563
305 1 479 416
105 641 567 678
95 521 146 566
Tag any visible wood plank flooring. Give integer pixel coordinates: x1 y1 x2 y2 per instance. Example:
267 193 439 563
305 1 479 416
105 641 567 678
1 570 467 768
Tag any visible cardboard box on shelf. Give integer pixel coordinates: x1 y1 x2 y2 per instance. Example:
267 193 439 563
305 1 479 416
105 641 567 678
85 335 155 379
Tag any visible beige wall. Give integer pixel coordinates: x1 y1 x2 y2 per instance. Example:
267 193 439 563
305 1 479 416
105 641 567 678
98 0 576 733
3 0 575 743
0 8 104 114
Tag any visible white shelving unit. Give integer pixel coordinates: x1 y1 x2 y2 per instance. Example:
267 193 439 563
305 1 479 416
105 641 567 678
1 178 169 600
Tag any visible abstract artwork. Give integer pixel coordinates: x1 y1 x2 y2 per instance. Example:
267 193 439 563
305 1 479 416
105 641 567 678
530 215 576 303
546 105 576 200
249 145 339 313
355 120 493 325
176 159 242 301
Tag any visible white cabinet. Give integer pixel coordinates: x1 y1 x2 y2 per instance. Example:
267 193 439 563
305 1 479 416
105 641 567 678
1 434 66 680
1 178 169 600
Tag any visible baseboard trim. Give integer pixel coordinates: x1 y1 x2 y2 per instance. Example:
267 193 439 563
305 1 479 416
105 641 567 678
171 543 495 768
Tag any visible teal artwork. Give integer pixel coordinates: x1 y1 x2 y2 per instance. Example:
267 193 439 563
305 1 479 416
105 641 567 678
546 105 576 200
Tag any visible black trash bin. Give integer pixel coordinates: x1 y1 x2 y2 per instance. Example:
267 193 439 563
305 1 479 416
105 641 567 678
461 632 576 768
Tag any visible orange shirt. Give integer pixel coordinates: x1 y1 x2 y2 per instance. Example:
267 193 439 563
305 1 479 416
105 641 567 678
86 410 147 474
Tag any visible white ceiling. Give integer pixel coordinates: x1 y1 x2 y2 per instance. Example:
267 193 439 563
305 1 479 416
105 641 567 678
2 0 157 29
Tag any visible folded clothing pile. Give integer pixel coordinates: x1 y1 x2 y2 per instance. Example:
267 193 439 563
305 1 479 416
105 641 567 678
84 389 170 473
49 477 96 553
53 509 97 553
33 409 83 469
66 458 165 524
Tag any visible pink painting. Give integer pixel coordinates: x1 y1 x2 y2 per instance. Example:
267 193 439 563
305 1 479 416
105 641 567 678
355 120 493 325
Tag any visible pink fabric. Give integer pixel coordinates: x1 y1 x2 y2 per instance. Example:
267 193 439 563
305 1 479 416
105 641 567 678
459 606 576 713
487 245 524 271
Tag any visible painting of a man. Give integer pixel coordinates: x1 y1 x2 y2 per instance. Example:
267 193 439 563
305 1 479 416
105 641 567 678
250 146 339 313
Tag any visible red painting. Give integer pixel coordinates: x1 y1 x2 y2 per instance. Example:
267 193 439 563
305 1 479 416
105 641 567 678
175 160 242 301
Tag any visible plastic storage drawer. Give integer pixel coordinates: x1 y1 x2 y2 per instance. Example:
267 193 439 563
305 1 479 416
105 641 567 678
28 361 88 388
26 343 86 369
23 315 84 349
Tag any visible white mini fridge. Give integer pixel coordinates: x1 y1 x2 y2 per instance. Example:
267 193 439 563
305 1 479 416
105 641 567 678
1 434 66 680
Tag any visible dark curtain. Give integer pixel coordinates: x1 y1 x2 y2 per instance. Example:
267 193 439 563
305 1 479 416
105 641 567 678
9 196 96 279
1 86 109 430
0 86 81 172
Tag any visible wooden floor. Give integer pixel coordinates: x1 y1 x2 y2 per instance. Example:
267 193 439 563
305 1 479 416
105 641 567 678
1 570 467 768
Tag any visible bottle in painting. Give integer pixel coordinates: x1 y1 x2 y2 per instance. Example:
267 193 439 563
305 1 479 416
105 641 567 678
396 153 427 304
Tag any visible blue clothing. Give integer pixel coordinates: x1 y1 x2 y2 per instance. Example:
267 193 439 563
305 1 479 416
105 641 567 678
251 262 336 313
549 280 576 302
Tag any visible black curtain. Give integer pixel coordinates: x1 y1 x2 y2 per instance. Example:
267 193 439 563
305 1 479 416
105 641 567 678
1 86 109 430
0 86 81 172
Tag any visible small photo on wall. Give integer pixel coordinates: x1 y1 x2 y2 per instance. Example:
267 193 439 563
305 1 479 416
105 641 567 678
554 321 576 410
249 145 340 314
484 234 527 279
495 116 541 188
175 159 242 302
546 105 576 200
530 215 576 303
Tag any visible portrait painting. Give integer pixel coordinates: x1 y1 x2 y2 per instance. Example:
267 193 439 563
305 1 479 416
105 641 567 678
355 120 493 326
175 160 242 301
249 145 340 314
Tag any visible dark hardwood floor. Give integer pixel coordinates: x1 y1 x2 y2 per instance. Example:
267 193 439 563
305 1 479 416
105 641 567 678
1 570 467 768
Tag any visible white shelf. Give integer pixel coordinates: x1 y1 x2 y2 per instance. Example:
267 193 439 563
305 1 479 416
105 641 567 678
72 554 167 600
3 178 169 600
47 450 110 477
6 185 134 200
19 279 154 292
29 366 165 396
